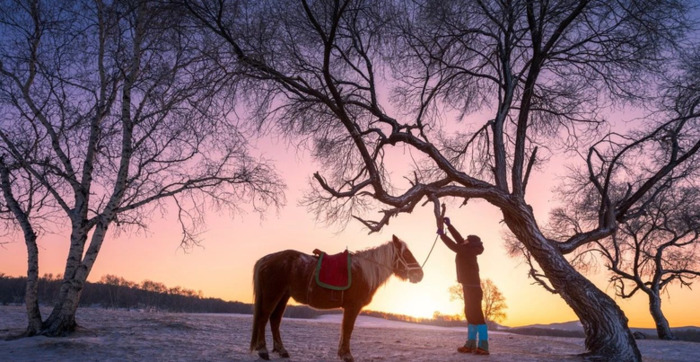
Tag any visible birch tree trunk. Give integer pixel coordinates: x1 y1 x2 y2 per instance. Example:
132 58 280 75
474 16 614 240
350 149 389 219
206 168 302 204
42 226 90 335
23 231 42 336
1 1 284 338
0 162 42 336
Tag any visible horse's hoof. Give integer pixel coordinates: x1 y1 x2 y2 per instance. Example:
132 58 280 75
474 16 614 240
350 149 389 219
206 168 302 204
258 351 270 360
274 349 290 358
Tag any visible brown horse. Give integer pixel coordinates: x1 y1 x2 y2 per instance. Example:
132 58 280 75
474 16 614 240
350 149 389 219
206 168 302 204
250 235 424 362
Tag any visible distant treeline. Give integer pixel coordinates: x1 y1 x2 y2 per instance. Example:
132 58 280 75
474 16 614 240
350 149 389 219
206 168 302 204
0 273 470 325
0 273 498 328
505 326 700 343
0 274 322 318
360 309 471 328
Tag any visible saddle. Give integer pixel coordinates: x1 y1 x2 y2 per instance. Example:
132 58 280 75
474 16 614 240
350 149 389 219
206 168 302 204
313 249 352 291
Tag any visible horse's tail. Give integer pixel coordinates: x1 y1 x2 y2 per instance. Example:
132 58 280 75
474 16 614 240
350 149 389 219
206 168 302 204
250 257 265 352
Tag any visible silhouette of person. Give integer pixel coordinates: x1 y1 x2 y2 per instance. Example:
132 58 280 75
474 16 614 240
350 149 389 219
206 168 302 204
438 215 489 355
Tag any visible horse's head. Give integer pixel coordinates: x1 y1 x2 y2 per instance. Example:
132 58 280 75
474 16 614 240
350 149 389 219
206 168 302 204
391 235 424 283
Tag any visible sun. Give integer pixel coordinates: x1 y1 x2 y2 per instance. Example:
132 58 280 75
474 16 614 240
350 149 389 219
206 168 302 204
368 280 461 320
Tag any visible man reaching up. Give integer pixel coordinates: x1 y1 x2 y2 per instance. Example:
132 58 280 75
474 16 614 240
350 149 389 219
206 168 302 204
438 214 489 355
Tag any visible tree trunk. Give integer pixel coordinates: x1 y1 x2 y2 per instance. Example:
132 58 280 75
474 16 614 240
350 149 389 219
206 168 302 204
41 228 90 336
41 220 110 336
42 280 83 336
0 162 42 336
502 199 641 361
649 292 677 340
24 231 43 336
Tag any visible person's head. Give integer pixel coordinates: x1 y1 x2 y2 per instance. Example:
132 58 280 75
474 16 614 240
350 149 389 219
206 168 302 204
466 235 481 244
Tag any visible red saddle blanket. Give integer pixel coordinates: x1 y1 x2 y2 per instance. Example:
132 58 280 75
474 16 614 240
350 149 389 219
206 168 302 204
314 250 352 290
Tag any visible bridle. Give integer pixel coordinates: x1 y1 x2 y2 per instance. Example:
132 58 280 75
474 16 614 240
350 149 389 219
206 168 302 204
393 243 422 275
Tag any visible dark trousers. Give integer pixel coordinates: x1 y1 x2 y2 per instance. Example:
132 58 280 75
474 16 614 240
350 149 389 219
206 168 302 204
462 284 485 325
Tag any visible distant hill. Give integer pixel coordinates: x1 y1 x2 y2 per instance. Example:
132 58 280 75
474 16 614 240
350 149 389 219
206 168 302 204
514 320 583 331
502 320 700 342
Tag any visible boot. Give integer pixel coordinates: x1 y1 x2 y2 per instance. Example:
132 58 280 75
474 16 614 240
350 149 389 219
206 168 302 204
457 340 476 353
457 324 477 353
475 340 489 355
475 324 489 355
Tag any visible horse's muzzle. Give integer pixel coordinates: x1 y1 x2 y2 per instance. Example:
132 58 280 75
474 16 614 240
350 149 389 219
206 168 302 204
409 270 424 283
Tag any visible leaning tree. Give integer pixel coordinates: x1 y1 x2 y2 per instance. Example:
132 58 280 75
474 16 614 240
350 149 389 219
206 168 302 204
0 0 284 336
184 0 698 359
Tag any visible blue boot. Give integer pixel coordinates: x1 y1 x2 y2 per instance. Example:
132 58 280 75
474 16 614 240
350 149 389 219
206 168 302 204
457 340 476 353
475 324 489 355
457 324 478 353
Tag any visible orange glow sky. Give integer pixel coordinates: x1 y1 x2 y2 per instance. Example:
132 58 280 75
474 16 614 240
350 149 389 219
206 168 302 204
1 137 698 329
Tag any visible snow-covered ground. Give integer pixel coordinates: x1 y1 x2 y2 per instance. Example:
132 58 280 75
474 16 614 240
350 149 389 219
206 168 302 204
0 306 698 361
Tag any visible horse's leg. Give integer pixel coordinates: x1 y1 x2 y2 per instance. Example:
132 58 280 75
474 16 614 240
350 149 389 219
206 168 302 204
251 284 285 360
250 292 273 360
270 292 291 358
337 305 361 362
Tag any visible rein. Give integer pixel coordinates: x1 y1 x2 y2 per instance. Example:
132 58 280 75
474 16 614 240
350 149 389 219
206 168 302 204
419 234 439 269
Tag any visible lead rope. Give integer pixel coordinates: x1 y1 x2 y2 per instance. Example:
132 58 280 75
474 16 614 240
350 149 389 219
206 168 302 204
420 234 439 269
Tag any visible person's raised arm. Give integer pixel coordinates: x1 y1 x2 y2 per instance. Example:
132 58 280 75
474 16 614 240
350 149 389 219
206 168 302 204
438 226 459 252
444 217 465 244
434 201 458 252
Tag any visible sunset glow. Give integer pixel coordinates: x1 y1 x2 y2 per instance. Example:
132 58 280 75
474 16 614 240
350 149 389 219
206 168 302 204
1 138 698 329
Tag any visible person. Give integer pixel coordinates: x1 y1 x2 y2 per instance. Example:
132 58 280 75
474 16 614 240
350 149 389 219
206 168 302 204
438 215 489 355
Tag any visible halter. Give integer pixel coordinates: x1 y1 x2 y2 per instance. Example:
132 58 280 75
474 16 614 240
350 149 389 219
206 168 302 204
393 242 423 274
349 240 424 275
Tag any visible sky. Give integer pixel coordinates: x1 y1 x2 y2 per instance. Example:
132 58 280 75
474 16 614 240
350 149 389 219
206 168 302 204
1 132 699 330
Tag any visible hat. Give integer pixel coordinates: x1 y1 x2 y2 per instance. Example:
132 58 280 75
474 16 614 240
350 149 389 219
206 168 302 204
467 235 481 243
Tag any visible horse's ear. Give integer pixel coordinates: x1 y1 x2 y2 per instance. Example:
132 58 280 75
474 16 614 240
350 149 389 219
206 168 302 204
392 235 400 244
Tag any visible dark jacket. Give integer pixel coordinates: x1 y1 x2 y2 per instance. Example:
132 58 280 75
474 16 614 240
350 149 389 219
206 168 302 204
439 223 484 287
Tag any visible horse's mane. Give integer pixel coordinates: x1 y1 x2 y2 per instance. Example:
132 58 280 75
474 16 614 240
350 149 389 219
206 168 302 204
352 241 397 291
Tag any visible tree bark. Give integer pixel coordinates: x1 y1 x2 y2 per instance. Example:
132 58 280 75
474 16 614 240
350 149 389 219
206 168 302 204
649 292 677 340
41 280 83 336
41 219 112 336
501 197 641 361
0 163 42 336
41 227 90 336
24 231 43 336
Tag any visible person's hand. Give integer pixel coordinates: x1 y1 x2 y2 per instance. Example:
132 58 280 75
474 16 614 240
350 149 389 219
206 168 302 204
443 217 451 225
437 228 444 235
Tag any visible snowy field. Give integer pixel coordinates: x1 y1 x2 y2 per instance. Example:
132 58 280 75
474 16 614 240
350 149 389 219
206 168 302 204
1 306 698 361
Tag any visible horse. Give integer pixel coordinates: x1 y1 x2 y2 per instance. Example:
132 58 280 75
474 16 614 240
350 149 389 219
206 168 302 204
250 235 424 362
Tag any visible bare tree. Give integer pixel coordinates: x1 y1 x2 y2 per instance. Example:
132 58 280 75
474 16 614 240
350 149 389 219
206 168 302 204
541 46 700 340
0 0 284 336
0 158 49 335
548 178 700 340
184 0 697 359
611 187 699 340
449 279 507 324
